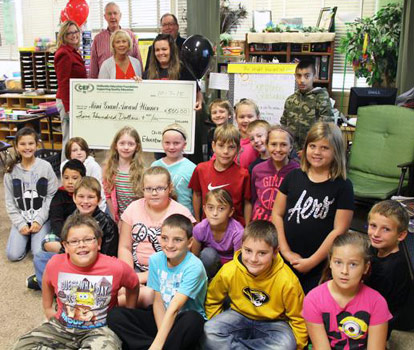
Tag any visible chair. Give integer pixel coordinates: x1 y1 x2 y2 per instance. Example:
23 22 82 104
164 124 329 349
347 105 414 231
348 105 414 200
401 232 414 281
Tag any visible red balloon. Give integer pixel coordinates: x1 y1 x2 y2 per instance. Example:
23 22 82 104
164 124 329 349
60 9 69 23
64 0 89 27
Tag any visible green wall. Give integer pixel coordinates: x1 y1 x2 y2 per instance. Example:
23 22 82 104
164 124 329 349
186 0 220 46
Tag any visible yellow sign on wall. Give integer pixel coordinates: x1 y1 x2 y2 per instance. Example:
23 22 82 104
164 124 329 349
228 63 297 74
138 39 154 69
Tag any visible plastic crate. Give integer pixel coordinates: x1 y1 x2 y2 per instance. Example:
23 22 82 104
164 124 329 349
35 149 61 178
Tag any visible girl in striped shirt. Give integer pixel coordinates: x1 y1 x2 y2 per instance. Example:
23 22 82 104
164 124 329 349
103 126 144 224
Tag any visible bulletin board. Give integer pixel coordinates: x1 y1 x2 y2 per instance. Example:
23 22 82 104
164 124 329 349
228 63 296 124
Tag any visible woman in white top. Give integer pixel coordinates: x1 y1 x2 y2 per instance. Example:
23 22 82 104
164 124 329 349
98 29 142 79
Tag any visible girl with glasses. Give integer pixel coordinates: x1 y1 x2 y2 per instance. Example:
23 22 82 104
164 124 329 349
118 166 196 308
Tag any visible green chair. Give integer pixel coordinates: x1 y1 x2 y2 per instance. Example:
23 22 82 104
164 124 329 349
348 105 414 201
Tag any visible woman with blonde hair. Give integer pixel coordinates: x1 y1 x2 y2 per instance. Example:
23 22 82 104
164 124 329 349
98 29 142 80
54 20 86 160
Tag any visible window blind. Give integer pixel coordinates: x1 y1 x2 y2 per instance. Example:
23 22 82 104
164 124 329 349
88 0 177 33
21 0 66 47
0 0 18 60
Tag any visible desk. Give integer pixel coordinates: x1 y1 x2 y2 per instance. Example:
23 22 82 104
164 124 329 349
0 114 58 150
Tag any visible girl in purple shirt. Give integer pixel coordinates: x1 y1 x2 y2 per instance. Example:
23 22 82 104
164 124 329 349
191 189 243 279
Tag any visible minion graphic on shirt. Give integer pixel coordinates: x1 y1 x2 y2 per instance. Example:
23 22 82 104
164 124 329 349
339 315 368 340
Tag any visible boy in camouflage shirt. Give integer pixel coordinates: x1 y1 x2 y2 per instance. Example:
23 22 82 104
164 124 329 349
280 60 334 151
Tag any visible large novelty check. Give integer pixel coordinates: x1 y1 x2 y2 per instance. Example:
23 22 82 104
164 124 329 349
69 79 196 153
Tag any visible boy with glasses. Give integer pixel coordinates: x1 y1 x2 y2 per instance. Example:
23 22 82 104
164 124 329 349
13 214 139 350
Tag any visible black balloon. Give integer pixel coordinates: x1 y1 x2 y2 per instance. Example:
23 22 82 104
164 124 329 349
181 35 213 80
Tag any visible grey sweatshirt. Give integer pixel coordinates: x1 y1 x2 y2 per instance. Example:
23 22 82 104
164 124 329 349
4 158 58 230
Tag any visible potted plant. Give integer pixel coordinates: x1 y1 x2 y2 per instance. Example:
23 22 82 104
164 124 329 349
218 1 247 55
339 3 402 87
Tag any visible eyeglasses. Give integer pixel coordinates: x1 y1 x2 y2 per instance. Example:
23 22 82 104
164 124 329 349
66 237 96 247
161 22 177 27
66 30 80 36
143 186 169 194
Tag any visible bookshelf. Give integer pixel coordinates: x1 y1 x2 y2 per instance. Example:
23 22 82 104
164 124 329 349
81 31 92 76
245 32 335 94
19 51 57 93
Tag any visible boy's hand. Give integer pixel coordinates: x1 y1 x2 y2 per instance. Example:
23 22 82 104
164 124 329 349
29 222 42 233
44 307 56 320
291 257 313 274
20 225 31 235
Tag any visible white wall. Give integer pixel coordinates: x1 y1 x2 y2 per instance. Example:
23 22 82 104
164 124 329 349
0 60 20 77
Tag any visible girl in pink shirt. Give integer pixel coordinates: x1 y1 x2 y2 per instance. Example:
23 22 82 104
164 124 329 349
234 99 260 169
303 232 391 350
118 166 196 307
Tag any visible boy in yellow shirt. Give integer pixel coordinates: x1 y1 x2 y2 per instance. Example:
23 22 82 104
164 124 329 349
204 220 307 349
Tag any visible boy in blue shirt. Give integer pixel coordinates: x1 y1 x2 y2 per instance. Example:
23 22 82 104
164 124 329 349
108 214 207 350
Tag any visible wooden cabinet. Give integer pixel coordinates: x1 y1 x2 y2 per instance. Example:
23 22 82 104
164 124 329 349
19 51 57 93
40 117 62 149
0 93 56 110
0 94 61 149
245 33 335 94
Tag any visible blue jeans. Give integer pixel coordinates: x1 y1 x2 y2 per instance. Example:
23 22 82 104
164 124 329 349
34 251 57 288
6 222 50 261
200 247 221 279
204 309 296 350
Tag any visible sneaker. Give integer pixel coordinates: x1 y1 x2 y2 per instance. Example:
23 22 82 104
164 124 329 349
26 274 41 291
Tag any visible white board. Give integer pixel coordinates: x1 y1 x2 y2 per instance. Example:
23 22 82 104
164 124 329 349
69 79 196 153
231 73 295 124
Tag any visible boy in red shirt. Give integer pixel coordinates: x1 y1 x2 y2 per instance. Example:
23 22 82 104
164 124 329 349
13 214 139 349
189 124 251 226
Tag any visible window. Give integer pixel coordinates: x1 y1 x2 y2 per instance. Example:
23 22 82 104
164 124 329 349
226 0 377 89
0 0 18 60
88 0 181 35
86 0 187 40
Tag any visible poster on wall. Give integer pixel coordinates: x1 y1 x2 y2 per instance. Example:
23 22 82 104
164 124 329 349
228 63 296 125
70 79 196 153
